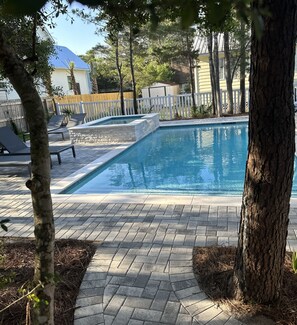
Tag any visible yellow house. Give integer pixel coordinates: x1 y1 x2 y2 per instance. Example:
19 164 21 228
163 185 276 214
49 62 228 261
193 33 248 94
194 34 297 104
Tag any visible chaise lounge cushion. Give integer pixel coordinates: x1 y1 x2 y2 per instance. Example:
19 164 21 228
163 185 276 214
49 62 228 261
0 155 32 176
0 126 76 164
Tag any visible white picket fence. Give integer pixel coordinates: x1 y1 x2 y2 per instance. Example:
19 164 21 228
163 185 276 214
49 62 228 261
0 90 248 132
56 89 249 122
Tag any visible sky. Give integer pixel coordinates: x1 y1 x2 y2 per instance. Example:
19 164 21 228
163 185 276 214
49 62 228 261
48 1 105 55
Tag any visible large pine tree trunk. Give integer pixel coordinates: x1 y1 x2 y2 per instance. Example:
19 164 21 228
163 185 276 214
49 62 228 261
224 32 234 115
0 30 55 323
233 0 297 304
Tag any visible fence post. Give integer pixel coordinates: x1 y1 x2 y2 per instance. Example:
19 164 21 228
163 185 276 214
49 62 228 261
124 99 127 115
168 94 173 120
79 101 85 114
220 89 224 115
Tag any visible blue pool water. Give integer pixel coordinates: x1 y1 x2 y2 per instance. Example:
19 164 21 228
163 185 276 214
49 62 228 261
64 122 297 195
93 116 144 125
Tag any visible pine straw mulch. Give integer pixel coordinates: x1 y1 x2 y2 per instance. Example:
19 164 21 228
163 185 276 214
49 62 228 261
0 238 96 325
193 246 297 325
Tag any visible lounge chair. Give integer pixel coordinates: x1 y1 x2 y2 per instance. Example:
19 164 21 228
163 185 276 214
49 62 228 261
0 155 32 176
23 115 65 142
0 126 76 165
48 113 86 140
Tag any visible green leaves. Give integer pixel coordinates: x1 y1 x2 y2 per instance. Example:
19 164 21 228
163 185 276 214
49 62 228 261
0 0 47 15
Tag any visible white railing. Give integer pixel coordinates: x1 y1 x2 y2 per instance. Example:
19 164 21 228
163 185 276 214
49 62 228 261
55 89 249 122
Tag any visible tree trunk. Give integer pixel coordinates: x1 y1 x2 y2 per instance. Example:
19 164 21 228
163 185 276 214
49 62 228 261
129 27 138 114
233 0 297 304
239 21 247 114
187 32 197 110
115 37 125 115
0 30 55 324
213 33 222 117
69 62 79 95
224 31 234 115
207 33 217 116
90 61 99 94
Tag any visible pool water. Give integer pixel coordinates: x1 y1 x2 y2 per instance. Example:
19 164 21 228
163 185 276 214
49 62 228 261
93 116 144 125
64 122 297 195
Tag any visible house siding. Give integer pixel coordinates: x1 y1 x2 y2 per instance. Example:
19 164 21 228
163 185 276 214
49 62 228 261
196 55 246 94
51 69 91 95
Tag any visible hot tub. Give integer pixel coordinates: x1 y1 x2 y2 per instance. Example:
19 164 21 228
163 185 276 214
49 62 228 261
69 113 159 144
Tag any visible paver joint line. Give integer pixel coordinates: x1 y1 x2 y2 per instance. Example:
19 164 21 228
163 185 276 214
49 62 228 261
3 129 293 324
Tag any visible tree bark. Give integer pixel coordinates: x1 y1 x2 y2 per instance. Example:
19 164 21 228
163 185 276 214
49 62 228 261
115 36 125 115
224 31 234 115
233 0 297 304
129 27 138 114
239 21 247 114
213 33 222 117
187 32 197 110
0 30 55 323
69 62 79 95
207 33 217 116
90 61 99 94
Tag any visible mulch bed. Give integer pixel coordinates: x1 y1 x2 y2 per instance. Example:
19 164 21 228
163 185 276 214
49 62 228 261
193 246 297 325
0 238 96 325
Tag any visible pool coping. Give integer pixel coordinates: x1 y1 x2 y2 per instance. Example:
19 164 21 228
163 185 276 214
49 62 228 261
52 116 250 196
51 115 297 207
51 116 297 207
73 113 153 129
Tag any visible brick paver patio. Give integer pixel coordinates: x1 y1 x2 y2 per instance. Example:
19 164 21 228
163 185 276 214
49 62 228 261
1 120 297 324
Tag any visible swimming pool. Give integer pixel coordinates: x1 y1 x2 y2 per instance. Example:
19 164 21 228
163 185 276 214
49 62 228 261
93 116 144 125
63 122 297 195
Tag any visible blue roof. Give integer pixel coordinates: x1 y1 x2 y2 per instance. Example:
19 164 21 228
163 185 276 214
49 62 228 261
49 45 90 70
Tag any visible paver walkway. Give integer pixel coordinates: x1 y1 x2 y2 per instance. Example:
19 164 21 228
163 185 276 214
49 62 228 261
1 118 297 324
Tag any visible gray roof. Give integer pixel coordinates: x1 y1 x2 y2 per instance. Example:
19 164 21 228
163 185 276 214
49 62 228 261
193 33 225 55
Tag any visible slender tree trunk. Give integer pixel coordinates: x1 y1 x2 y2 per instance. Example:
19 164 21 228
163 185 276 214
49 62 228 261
233 0 297 304
129 27 138 114
239 21 247 114
213 33 222 117
90 62 99 94
187 33 197 110
224 31 234 115
43 69 54 97
208 33 217 116
0 30 55 324
69 62 79 95
115 37 125 115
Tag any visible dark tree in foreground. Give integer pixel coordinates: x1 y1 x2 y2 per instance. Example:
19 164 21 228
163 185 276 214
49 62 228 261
0 29 55 324
233 0 297 303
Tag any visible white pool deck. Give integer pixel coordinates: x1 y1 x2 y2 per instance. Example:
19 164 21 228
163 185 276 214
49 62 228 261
1 115 296 325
